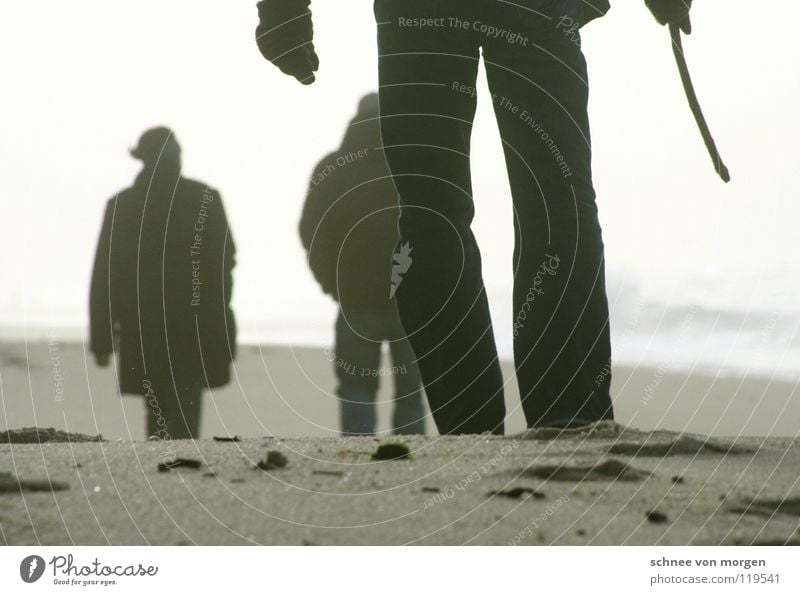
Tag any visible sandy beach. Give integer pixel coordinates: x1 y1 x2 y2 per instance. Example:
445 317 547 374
1 431 798 546
1 340 799 546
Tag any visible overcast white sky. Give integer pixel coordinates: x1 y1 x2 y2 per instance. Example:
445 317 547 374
1 1 798 347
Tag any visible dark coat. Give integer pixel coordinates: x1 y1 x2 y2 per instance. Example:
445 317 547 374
583 0 611 24
90 166 236 395
299 103 400 318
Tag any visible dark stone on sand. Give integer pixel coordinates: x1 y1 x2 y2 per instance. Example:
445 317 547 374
158 458 203 472
576 529 587 536
422 486 441 493
609 435 754 457
672 476 685 484
213 436 241 442
312 470 344 477
20 479 70 492
489 487 545 500
646 510 669 524
1 474 69 494
257 450 288 470
1 427 104 444
0 475 20 493
202 472 217 478
525 459 652 482
728 496 800 518
372 442 411 461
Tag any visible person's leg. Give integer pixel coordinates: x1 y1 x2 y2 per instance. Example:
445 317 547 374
334 310 382 436
144 377 202 440
375 0 505 435
481 0 613 427
145 391 163 440
385 312 426 435
175 381 203 439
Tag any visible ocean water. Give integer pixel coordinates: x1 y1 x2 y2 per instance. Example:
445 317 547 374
5 273 799 383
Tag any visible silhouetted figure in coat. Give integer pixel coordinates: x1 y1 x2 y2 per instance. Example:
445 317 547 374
300 94 426 435
90 127 236 439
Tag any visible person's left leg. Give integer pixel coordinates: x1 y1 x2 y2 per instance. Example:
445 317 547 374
385 313 426 435
482 0 614 427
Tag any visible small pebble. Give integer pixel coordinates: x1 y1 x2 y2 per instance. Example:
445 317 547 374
646 510 669 524
257 450 288 470
489 487 545 500
372 442 411 461
158 458 203 472
18 480 70 492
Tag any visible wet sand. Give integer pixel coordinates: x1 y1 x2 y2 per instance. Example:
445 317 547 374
1 341 798 440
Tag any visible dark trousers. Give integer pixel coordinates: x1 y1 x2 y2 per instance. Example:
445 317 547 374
334 310 426 436
375 0 614 434
144 376 203 440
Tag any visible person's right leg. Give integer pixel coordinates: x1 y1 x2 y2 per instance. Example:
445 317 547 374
145 377 202 440
176 381 203 438
375 0 505 435
481 0 614 427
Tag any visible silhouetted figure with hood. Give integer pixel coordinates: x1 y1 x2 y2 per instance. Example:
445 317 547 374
257 0 693 434
300 94 426 436
90 127 236 439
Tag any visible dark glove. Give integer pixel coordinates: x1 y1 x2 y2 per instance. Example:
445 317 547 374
255 0 319 85
646 0 692 34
